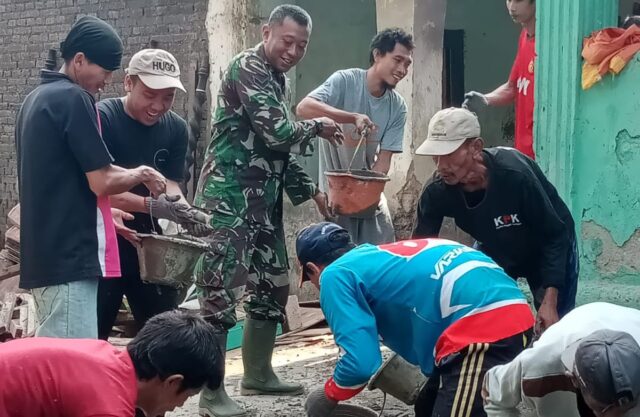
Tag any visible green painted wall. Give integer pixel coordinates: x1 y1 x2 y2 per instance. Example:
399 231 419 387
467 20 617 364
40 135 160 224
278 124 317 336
445 0 520 147
574 56 640 307
294 0 377 181
536 0 640 308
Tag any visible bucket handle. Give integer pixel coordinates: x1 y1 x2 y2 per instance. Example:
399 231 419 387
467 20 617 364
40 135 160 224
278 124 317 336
346 128 369 173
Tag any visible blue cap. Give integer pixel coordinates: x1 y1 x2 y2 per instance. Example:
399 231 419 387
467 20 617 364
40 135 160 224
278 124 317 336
295 222 353 268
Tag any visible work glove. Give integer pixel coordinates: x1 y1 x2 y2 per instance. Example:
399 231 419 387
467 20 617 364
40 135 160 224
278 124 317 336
305 386 338 417
145 194 212 229
462 91 489 113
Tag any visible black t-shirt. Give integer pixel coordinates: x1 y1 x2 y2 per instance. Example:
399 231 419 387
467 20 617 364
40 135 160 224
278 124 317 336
414 147 575 291
16 71 114 289
98 98 188 275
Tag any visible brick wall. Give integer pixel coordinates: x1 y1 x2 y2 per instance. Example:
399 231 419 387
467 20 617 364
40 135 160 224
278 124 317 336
0 0 210 240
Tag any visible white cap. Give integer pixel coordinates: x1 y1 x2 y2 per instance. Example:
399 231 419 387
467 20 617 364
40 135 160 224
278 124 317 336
126 49 185 92
416 107 481 156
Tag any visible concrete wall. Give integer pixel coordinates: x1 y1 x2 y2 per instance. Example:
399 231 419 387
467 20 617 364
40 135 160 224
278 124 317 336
444 0 520 147
574 56 640 307
0 0 209 241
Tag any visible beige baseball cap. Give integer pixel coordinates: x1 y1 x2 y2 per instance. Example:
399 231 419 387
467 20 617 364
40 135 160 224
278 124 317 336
126 49 185 92
416 107 481 156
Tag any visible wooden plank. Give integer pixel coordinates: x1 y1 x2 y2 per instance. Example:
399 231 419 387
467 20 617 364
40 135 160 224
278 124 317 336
283 295 303 333
276 307 325 340
17 294 35 337
0 264 20 282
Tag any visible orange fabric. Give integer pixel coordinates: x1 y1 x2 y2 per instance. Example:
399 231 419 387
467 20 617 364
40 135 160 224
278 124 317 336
582 26 640 89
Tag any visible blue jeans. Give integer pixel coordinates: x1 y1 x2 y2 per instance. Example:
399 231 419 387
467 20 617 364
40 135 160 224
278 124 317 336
31 278 99 338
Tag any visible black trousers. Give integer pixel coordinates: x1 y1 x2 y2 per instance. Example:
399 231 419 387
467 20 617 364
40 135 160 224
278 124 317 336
97 274 180 340
415 329 532 417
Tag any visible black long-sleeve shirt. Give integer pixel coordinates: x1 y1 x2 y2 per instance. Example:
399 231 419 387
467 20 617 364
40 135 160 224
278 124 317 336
413 148 575 291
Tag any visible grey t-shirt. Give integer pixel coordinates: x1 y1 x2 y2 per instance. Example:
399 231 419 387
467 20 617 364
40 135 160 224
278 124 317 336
308 68 407 192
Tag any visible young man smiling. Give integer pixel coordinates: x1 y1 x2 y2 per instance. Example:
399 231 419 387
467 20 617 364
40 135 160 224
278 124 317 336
97 49 210 340
464 0 537 159
297 28 413 245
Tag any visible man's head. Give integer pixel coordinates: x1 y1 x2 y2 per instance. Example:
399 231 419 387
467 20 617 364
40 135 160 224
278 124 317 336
60 16 123 94
369 28 414 89
296 222 355 289
124 49 185 126
127 310 223 416
506 0 536 26
416 108 485 186
561 329 640 417
262 4 312 73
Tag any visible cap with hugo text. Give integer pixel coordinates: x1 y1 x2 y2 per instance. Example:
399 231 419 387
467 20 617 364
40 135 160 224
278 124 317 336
126 49 185 92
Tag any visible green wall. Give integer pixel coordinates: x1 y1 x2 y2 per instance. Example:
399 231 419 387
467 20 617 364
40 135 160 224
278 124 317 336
445 0 520 147
574 56 640 307
294 0 377 181
536 0 639 308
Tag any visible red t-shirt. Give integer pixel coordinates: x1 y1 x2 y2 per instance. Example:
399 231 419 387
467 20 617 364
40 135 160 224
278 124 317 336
0 338 137 417
509 29 536 159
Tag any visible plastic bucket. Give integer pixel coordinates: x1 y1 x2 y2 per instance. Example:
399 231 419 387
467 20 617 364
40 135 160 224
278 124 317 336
136 233 209 288
325 169 390 216
367 353 428 405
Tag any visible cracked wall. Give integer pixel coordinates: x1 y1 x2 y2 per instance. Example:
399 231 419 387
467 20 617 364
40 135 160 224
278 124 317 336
573 55 640 306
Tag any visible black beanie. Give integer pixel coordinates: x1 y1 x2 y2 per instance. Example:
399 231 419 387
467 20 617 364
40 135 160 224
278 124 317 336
60 16 123 71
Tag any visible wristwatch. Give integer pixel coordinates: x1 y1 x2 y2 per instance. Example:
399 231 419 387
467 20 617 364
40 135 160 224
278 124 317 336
314 119 323 136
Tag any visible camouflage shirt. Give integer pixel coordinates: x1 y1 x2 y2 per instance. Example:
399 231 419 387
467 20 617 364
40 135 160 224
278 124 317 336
194 44 318 226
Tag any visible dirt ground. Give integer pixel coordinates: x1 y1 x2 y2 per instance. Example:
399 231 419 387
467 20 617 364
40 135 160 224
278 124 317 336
166 337 535 417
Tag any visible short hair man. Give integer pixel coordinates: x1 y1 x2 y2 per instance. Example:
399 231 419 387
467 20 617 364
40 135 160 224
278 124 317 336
296 28 414 245
192 5 344 416
97 48 210 340
483 302 640 417
413 108 578 333
15 16 167 339
297 222 534 417
0 310 224 417
464 0 537 159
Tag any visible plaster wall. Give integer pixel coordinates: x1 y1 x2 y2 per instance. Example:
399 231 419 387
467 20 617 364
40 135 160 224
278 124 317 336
573 56 640 306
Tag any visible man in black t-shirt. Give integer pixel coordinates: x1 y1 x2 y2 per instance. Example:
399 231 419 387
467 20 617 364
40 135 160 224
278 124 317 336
413 107 578 334
15 17 168 339
97 49 208 339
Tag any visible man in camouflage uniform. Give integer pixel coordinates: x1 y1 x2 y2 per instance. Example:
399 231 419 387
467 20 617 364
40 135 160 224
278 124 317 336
192 5 344 417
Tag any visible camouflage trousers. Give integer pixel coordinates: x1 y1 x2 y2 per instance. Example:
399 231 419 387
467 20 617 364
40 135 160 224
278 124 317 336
193 211 290 330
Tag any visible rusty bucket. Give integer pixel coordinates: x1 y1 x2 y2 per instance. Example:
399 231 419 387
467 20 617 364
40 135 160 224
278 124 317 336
325 169 390 216
367 353 428 405
136 234 209 288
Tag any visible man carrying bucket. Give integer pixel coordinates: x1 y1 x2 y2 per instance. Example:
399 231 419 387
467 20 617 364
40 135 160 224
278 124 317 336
297 28 414 245
97 49 211 340
413 107 578 334
191 5 345 417
296 222 534 417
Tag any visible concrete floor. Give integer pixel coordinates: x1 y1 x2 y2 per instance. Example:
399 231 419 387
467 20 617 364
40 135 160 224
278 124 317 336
166 337 535 417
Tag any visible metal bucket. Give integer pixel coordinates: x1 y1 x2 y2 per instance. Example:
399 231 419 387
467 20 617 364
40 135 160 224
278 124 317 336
325 169 390 216
367 353 428 405
136 233 209 288
330 404 378 417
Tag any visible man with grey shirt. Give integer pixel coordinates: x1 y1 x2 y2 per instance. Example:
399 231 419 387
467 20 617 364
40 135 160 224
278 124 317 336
297 28 413 244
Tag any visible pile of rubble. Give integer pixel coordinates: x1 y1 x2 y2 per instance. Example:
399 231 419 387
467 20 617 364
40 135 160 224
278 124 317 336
0 204 34 342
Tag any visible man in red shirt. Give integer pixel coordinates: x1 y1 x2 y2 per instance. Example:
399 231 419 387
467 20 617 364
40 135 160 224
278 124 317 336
0 310 223 417
463 0 536 159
